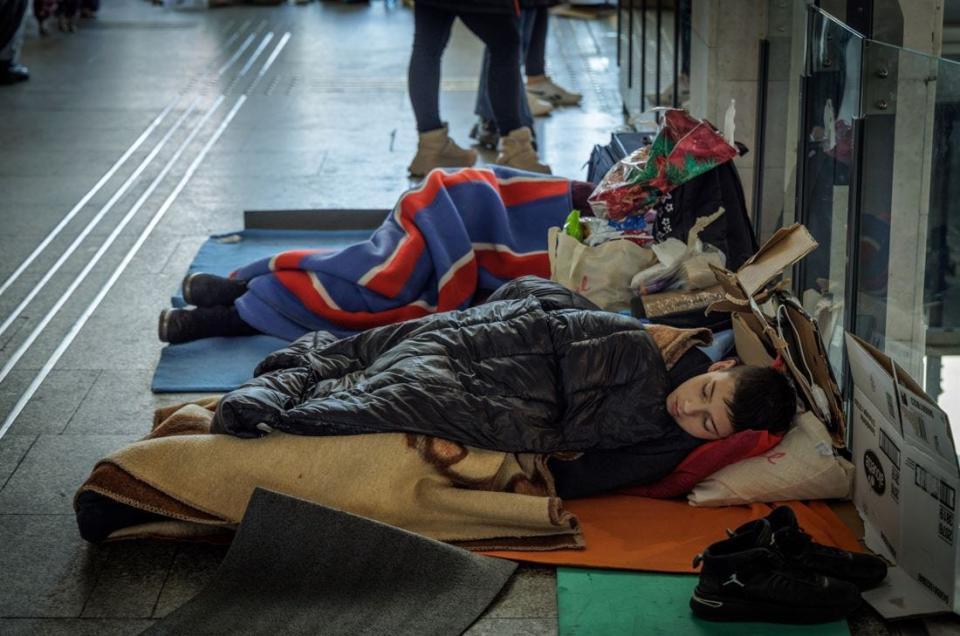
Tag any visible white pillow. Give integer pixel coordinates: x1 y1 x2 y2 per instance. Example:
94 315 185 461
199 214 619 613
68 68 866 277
688 411 853 507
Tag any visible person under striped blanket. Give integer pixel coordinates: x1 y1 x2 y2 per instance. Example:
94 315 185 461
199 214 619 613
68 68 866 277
158 166 596 343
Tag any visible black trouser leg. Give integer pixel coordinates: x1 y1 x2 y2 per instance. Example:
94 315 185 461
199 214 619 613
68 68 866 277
524 6 548 77
408 4 455 133
459 12 523 136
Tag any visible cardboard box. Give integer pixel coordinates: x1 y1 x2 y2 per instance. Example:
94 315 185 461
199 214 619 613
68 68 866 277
846 333 960 616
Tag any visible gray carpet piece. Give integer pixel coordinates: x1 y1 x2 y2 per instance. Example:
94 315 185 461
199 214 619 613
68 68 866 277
144 489 517 636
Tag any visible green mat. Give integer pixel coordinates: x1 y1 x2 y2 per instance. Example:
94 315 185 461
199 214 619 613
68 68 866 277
556 568 850 636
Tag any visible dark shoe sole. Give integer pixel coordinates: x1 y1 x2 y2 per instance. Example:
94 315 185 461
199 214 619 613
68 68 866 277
690 591 859 624
158 309 171 343
846 573 888 592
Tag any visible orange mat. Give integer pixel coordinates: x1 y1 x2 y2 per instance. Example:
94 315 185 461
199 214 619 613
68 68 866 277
484 495 861 573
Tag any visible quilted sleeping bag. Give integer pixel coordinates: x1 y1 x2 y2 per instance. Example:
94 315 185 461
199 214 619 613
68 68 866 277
211 277 677 454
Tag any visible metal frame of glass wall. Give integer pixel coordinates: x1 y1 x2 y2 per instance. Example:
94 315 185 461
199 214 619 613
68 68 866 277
616 0 690 119
782 6 960 443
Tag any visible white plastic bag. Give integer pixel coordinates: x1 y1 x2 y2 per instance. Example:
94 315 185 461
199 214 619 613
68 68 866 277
631 207 726 294
548 227 656 311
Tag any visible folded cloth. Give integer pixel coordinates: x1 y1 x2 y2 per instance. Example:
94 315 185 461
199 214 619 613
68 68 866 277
145 489 516 636
74 399 582 550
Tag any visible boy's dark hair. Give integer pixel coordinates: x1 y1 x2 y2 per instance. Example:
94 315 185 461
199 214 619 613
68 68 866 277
723 366 797 434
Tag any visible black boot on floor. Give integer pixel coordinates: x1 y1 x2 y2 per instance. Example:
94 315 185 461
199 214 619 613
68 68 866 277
690 520 861 624
0 62 29 85
158 306 259 344
731 506 888 591
181 272 248 307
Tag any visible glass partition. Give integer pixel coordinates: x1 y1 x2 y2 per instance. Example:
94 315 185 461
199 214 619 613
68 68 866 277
795 9 865 388
853 47 960 430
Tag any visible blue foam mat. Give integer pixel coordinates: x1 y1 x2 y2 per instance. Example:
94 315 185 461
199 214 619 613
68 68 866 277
152 335 289 393
154 227 371 393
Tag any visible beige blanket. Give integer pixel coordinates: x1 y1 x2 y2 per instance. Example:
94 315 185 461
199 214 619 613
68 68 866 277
76 324 709 550
77 399 582 550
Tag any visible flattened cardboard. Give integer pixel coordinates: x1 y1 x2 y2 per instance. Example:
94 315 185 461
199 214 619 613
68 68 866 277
735 224 817 297
862 566 950 619
783 303 845 431
731 313 775 367
708 223 844 444
846 333 960 616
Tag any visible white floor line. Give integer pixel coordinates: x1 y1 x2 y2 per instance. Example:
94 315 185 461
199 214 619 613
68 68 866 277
247 32 291 93
0 96 222 387
0 96 201 342
0 99 243 440
220 19 250 51
0 102 175 301
238 32 275 78
0 34 291 439
225 32 274 93
0 18 257 305
217 32 257 77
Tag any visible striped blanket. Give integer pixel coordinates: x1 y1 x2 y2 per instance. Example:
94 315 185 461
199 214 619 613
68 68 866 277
233 167 573 340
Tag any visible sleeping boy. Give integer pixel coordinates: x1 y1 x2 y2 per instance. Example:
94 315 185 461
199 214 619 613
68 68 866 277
208 276 796 498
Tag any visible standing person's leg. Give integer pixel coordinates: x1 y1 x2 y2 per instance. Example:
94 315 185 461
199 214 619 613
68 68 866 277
460 12 549 174
0 0 29 84
58 0 79 31
516 9 542 124
408 4 453 134
470 49 500 149
407 3 477 177
460 13 523 135
524 6 548 77
525 7 582 107
473 8 537 151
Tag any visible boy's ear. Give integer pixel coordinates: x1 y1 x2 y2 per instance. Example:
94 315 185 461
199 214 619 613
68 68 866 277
708 358 738 373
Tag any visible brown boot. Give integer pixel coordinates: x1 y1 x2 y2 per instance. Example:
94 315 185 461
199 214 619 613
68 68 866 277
495 127 551 174
408 123 478 177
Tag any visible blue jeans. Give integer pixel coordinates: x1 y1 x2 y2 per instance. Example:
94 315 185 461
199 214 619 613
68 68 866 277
474 8 535 130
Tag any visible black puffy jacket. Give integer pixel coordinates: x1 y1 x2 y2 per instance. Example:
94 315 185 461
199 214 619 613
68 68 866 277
211 277 676 454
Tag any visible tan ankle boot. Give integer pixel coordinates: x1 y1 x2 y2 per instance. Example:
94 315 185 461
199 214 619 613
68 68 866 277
408 124 477 177
495 127 551 174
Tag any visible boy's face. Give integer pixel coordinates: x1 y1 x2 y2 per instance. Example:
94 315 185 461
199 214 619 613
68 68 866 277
665 359 738 440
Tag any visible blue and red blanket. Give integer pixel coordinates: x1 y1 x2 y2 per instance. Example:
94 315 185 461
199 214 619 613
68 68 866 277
233 167 573 340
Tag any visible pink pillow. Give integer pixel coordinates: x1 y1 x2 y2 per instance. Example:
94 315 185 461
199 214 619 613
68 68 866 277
618 430 784 499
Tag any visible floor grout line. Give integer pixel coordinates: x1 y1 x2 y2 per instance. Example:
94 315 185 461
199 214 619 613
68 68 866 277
58 369 105 435
0 434 39 493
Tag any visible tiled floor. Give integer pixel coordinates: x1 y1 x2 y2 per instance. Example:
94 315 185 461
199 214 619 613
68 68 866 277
0 1 619 633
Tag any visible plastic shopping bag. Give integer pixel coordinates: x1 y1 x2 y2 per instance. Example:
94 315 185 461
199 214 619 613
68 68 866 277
588 109 738 221
631 207 727 294
548 227 656 311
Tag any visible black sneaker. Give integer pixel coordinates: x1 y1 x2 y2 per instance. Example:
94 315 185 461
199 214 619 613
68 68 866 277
690 520 862 623
731 506 888 591
181 272 247 307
